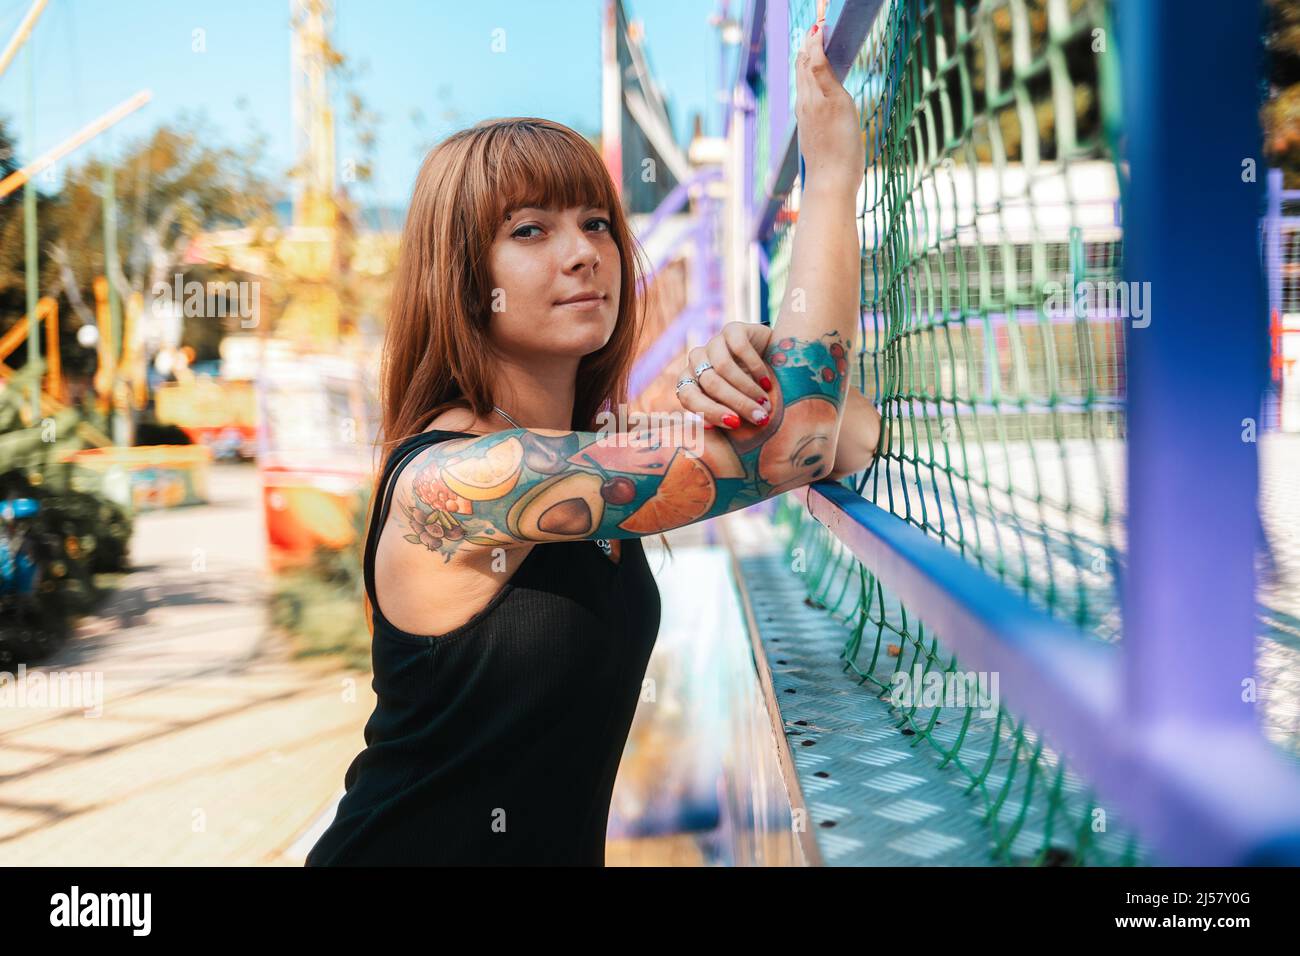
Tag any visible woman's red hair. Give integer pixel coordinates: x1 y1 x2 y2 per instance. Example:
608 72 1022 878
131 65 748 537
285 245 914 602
362 117 665 632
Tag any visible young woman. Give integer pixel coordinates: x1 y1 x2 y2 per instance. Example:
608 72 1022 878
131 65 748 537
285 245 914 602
306 18 876 866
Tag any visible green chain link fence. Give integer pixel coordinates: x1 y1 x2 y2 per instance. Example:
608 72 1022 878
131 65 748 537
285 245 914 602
763 0 1144 865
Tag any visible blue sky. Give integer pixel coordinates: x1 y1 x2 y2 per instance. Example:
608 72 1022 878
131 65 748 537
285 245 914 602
1 0 737 208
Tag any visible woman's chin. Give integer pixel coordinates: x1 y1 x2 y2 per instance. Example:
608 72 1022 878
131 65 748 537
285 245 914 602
525 331 615 358
553 305 613 326
560 318 618 352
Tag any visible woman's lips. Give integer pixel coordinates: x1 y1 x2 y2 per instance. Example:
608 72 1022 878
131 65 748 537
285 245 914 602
555 297 604 310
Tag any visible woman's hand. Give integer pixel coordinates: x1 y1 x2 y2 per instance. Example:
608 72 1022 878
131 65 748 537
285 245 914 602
675 321 775 430
796 10 864 198
676 321 883 479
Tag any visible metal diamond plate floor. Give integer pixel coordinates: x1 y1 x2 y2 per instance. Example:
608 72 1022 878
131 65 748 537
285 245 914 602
737 551 1144 866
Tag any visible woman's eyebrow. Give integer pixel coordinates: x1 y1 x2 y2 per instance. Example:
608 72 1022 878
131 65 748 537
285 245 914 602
505 204 606 216
499 206 606 229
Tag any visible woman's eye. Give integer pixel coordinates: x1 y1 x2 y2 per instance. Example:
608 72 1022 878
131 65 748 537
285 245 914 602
512 225 543 239
586 218 611 232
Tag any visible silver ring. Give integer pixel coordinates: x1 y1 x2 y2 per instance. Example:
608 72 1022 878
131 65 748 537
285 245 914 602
674 376 698 394
693 360 714 379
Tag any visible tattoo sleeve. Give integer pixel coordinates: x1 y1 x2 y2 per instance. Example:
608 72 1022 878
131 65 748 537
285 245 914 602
392 331 850 561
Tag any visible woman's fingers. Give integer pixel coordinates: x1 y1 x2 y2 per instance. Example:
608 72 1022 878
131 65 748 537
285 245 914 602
703 327 773 427
797 15 832 95
795 18 831 135
676 324 782 431
717 323 774 416
678 347 747 430
721 322 775 400
807 20 834 94
700 336 771 426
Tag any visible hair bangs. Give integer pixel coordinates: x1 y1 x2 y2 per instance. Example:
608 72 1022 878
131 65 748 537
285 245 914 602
485 122 618 224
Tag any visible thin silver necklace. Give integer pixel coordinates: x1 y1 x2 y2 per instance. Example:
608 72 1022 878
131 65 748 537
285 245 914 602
493 405 612 558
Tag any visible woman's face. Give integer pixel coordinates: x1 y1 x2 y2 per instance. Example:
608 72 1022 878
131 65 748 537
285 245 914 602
485 204 621 362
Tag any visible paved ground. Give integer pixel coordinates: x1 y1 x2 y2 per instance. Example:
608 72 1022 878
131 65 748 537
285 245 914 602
0 463 366 866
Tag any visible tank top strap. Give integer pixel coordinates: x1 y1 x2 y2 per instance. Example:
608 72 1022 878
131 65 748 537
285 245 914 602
363 429 476 618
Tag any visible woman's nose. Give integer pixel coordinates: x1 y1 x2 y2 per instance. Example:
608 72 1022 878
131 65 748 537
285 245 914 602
565 228 600 271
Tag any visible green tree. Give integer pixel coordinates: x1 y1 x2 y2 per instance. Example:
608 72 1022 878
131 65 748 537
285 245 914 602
0 114 278 380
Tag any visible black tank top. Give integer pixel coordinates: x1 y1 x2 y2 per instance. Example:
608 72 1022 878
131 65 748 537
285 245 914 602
305 429 662 866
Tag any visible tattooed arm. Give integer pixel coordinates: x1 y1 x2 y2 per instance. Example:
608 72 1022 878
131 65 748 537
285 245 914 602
389 333 849 561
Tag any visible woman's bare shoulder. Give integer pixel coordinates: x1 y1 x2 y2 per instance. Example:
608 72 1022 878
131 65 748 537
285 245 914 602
424 408 481 434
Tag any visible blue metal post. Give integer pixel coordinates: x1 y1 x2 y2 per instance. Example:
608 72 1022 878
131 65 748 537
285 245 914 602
1117 0 1266 731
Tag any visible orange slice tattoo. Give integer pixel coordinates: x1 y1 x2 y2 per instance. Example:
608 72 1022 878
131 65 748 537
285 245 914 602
618 448 717 534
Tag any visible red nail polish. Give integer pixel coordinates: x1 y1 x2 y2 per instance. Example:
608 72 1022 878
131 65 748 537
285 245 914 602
723 414 741 429
760 376 772 391
811 23 818 34
703 422 715 430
